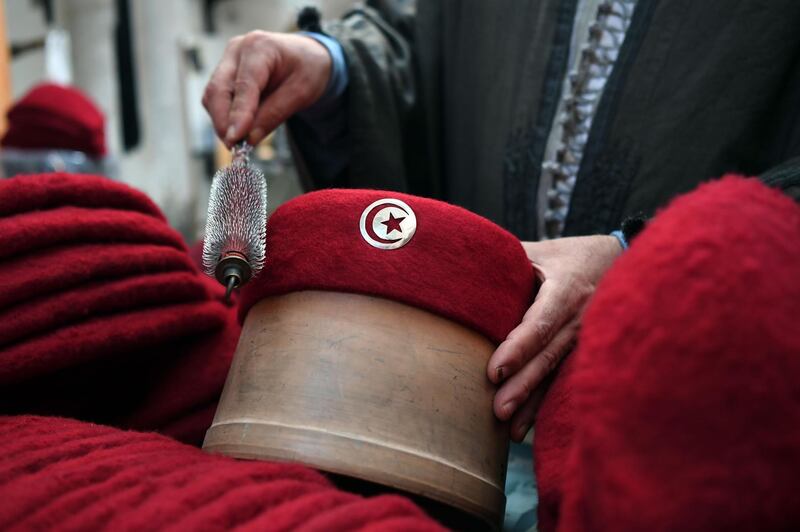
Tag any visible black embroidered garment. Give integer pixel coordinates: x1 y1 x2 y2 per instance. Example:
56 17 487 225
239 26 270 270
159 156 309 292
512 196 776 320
297 0 800 240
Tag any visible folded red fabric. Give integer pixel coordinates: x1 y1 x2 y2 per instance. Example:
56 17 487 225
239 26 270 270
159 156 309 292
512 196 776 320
240 189 536 343
0 311 232 438
0 251 230 438
535 177 800 530
0 172 165 220
0 416 443 531
0 348 160 428
124 299 242 438
1 83 106 156
0 271 211 347
0 173 234 440
0 243 197 310
0 299 228 385
0 207 187 259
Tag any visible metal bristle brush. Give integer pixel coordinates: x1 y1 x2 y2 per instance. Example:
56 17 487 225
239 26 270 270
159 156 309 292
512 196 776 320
202 141 267 301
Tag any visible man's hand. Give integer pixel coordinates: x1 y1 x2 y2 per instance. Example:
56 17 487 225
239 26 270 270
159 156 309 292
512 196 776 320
488 235 623 441
203 31 332 147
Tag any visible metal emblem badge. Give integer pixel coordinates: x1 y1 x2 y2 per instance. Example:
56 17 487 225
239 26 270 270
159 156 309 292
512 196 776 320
359 198 417 250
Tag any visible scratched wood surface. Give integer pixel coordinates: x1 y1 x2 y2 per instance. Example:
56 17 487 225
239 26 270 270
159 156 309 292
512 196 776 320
204 290 509 529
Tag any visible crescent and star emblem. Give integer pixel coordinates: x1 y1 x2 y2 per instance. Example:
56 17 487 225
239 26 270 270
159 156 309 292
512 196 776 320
359 198 417 250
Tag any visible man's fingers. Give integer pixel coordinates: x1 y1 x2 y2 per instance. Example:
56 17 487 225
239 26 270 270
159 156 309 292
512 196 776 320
492 318 578 421
488 282 572 384
509 384 547 442
226 41 274 145
203 37 243 140
246 80 310 145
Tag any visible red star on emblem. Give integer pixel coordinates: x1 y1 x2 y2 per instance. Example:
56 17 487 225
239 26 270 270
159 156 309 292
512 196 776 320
381 212 406 235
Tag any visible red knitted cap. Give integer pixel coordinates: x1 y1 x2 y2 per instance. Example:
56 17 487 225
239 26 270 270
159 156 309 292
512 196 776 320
239 189 536 343
1 83 106 156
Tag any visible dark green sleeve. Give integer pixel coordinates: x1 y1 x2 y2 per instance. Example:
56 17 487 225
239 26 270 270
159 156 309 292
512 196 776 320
760 157 800 202
316 0 442 197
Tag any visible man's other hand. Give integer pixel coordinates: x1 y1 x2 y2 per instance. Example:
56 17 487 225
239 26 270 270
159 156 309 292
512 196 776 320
488 235 623 442
203 31 332 147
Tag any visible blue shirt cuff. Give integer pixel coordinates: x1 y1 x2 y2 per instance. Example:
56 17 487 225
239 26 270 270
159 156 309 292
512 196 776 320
297 31 348 118
610 230 629 250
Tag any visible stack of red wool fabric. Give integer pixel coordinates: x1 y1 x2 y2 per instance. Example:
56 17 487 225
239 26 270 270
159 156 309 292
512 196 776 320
0 172 447 530
0 172 237 442
1 83 106 157
0 415 444 531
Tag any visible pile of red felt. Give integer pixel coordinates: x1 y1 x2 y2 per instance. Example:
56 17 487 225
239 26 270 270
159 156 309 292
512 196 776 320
0 415 443 531
1 83 106 157
0 172 237 443
534 177 800 531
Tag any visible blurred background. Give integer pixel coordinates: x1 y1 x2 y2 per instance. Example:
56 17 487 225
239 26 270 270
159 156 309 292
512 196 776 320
1 0 353 240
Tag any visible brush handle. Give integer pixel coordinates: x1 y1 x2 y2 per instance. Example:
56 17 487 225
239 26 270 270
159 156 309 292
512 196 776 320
231 141 253 165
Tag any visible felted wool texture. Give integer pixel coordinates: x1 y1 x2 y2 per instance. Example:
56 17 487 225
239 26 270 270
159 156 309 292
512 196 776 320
0 243 197 310
0 172 165 220
0 269 233 436
0 309 234 439
0 349 160 428
2 115 105 157
188 238 205 268
0 171 238 441
0 299 229 386
0 415 444 531
240 189 536 344
6 84 104 136
0 271 211 347
540 177 800 531
531 352 578 532
1 83 106 156
124 298 241 436
4 84 104 127
0 206 187 260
